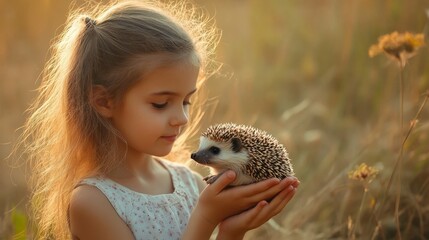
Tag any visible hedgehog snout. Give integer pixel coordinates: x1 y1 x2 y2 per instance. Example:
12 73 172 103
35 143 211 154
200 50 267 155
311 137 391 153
190 151 211 165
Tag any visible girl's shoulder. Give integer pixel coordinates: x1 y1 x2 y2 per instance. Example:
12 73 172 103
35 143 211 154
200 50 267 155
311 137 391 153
70 183 116 220
69 184 134 239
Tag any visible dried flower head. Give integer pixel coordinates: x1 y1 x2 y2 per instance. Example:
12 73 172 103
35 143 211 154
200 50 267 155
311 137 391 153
369 31 425 67
348 163 379 182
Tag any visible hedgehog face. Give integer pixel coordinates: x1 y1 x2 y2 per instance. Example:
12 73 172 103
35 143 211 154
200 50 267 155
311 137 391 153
191 136 250 175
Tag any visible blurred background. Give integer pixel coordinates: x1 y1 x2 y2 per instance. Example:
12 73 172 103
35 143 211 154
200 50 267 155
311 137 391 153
1 0 429 239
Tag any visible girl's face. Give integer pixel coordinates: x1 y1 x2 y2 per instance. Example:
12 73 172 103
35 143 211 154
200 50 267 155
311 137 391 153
110 61 199 157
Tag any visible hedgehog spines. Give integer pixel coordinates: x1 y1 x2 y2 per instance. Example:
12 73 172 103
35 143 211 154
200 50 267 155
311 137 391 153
201 123 294 182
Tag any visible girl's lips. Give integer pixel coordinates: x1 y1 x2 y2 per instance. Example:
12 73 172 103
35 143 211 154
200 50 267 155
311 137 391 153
161 135 177 142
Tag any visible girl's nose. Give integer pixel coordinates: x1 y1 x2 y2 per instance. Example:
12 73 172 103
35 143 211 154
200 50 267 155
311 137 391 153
170 106 189 126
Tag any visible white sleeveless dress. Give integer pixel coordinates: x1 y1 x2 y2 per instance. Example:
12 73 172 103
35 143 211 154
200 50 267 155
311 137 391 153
78 159 200 240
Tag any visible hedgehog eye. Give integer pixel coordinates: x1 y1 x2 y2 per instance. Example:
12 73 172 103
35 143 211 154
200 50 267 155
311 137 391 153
209 146 220 155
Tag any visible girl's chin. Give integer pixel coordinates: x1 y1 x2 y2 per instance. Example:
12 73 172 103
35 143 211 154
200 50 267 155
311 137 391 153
151 147 174 157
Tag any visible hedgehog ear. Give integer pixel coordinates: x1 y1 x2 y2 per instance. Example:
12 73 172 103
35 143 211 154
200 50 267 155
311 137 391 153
231 137 242 153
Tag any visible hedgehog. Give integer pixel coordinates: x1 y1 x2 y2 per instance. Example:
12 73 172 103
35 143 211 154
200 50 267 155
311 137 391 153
190 123 294 186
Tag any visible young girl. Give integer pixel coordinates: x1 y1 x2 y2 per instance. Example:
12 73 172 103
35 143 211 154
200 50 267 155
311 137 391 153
21 1 299 239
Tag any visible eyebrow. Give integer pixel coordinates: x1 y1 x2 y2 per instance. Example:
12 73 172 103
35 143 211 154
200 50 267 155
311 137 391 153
151 88 197 97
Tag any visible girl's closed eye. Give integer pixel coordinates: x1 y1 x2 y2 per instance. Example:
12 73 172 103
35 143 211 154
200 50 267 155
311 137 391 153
151 100 191 109
152 102 168 109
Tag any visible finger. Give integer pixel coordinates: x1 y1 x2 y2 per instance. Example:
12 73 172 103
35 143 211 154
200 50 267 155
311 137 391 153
233 178 281 197
244 186 295 229
285 176 299 188
240 200 268 227
210 170 236 194
291 178 300 188
248 186 295 224
270 187 296 215
249 178 295 202
247 185 295 219
292 181 300 188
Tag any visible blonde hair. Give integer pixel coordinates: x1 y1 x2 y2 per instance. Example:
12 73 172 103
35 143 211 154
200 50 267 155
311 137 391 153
18 0 218 238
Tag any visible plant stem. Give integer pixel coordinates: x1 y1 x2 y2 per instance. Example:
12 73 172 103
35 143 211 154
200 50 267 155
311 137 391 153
400 64 404 136
394 149 403 239
394 64 405 240
353 187 368 237
378 89 429 239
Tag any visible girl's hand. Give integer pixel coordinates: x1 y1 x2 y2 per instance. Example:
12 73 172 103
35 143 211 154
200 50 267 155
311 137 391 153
182 171 291 239
196 171 291 226
216 177 299 240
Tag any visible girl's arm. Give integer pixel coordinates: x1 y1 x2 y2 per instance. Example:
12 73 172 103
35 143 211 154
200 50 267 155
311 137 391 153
183 171 296 240
69 185 135 240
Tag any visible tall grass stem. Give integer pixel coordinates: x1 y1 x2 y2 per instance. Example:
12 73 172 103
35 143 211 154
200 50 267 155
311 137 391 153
395 64 405 239
353 187 368 238
378 88 428 239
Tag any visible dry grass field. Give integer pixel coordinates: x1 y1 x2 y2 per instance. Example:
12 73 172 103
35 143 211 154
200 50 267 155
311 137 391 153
1 0 429 239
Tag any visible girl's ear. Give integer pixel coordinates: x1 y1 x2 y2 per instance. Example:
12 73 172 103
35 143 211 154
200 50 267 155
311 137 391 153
90 85 115 118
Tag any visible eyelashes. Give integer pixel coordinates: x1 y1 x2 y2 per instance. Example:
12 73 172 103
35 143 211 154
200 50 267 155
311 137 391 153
152 102 168 109
151 101 191 109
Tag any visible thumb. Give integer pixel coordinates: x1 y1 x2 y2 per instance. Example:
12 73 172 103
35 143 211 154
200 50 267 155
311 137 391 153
211 170 236 193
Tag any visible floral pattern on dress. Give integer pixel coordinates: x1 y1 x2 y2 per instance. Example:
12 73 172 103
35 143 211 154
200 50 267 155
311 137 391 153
79 160 200 240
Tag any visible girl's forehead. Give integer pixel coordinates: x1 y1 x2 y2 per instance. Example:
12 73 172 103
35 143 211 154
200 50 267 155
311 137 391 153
132 61 199 93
